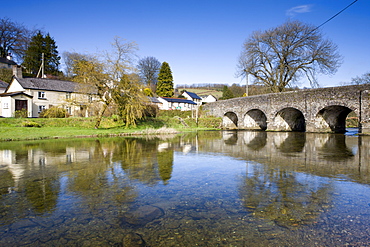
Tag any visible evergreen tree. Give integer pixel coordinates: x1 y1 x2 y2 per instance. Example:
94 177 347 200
156 62 174 97
22 31 61 76
221 85 234 100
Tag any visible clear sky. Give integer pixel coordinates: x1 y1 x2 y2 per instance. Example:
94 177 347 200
3 0 369 88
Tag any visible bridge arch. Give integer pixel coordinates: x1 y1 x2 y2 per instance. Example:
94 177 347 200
243 109 267 130
315 105 353 133
273 107 306 132
223 112 238 129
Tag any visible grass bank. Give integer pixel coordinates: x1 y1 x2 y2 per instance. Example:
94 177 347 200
0 112 221 142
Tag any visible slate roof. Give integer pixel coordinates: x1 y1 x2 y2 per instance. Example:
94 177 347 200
161 97 196 104
184 91 202 100
16 77 78 92
0 57 17 66
0 81 8 88
148 97 162 104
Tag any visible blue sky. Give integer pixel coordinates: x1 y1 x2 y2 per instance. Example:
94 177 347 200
3 0 369 88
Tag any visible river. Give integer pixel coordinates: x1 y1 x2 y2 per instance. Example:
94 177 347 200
0 131 369 246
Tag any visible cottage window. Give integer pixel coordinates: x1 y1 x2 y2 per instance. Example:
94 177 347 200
66 92 71 99
3 102 9 109
38 105 46 113
38 91 45 99
66 106 72 115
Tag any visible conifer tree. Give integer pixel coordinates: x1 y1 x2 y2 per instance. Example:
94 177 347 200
23 31 61 76
156 62 174 97
221 85 234 100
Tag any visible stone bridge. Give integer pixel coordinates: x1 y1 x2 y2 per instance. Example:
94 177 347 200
203 84 370 133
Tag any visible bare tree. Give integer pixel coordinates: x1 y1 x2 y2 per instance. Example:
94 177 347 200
0 17 32 62
62 51 92 78
72 37 147 128
351 72 370 85
137 56 161 91
237 20 342 92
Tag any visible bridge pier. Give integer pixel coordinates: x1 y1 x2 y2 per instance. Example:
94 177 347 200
360 90 370 133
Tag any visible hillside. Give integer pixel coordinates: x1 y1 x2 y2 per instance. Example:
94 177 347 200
176 87 223 99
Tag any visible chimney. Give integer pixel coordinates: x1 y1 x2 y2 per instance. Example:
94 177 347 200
6 53 13 61
12 65 23 78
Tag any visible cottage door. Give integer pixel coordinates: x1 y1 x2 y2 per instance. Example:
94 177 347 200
15 100 28 111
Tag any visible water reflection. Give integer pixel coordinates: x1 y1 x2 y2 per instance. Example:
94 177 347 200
240 163 333 228
0 131 370 246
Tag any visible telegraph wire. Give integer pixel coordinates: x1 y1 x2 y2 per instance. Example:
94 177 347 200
313 0 358 32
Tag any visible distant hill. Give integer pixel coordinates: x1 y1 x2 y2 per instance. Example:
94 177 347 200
177 88 223 99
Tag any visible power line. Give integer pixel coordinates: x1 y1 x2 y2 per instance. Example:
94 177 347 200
314 0 358 32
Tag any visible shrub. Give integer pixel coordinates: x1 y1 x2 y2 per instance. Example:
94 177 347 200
39 107 68 118
144 105 159 117
157 109 192 118
22 121 42 127
13 109 28 118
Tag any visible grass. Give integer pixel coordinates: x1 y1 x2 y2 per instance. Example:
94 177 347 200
0 114 222 142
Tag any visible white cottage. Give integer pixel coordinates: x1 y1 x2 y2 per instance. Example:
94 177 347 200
157 97 197 111
201 94 217 104
181 91 202 106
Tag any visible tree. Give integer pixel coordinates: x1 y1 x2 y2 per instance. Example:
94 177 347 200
220 85 234 100
156 62 174 97
351 72 370 85
0 68 12 83
229 83 245 97
137 56 161 91
237 20 341 92
0 17 32 61
112 73 148 127
62 51 92 78
22 31 61 76
72 37 147 128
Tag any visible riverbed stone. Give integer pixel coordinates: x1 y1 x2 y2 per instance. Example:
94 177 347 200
123 232 146 247
121 205 164 227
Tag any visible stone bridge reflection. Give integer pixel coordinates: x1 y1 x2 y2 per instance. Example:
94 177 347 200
199 131 370 184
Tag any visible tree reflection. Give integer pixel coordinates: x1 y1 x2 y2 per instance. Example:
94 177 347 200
240 163 333 227
157 149 174 184
24 176 59 214
65 139 137 210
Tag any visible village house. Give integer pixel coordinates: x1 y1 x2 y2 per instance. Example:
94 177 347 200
201 94 217 104
157 97 197 111
0 66 94 118
181 91 202 106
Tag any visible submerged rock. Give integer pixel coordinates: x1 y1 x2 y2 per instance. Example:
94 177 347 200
121 205 164 227
123 232 146 247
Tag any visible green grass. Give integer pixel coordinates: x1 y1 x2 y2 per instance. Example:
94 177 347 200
0 115 222 142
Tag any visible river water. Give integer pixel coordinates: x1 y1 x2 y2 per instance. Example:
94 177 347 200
0 131 370 246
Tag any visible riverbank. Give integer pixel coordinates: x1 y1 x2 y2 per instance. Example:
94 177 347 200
0 115 222 142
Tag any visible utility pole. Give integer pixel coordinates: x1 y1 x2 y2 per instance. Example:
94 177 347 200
245 71 249 96
37 53 45 78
